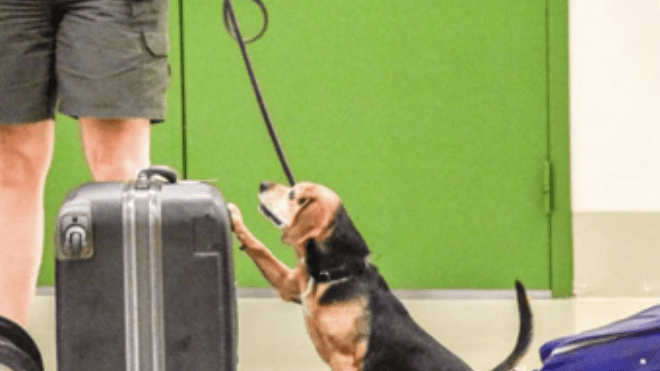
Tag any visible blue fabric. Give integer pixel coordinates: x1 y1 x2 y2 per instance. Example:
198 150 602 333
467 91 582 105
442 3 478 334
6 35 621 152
538 304 660 371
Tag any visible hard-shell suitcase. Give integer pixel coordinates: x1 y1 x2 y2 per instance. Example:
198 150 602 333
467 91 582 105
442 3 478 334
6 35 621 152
55 167 237 371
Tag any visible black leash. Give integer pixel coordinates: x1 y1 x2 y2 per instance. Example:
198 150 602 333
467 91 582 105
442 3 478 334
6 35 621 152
223 0 296 186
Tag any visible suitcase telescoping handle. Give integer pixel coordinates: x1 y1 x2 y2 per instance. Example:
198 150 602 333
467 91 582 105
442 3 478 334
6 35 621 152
136 166 179 185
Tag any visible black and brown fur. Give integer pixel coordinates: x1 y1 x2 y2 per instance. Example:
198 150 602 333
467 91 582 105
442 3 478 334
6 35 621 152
228 181 532 371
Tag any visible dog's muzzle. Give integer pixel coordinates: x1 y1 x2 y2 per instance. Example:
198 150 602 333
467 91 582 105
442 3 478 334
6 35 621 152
258 182 294 228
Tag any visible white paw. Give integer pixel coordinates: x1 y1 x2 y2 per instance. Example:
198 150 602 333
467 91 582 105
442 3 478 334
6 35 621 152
227 203 243 228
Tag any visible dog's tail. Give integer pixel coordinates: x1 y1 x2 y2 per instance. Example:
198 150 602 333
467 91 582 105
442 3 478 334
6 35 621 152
490 280 533 371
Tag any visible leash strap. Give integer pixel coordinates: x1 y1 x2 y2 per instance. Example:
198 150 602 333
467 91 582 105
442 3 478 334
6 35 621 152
222 0 268 44
223 0 297 186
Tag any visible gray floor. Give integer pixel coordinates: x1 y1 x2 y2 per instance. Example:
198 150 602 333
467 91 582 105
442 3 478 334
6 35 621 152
27 292 660 371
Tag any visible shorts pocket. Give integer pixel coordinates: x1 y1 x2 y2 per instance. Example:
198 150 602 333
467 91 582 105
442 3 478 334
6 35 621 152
130 0 169 57
142 30 169 57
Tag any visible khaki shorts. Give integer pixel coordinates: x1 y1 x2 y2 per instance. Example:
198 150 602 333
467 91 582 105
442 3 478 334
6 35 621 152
0 0 169 124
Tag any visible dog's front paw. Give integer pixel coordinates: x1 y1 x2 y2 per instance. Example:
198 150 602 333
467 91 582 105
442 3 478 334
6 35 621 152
227 203 244 231
228 203 252 250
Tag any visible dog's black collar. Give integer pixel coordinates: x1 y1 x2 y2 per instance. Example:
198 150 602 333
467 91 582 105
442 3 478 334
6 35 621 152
314 268 351 283
312 259 367 283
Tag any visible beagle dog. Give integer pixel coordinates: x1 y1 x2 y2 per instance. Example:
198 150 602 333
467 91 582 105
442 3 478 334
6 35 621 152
228 181 532 371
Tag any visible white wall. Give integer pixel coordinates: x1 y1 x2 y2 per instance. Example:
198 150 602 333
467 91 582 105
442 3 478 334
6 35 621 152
570 0 660 212
570 0 660 296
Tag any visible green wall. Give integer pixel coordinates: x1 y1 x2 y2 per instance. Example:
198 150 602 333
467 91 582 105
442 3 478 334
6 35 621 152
40 0 571 296
183 0 571 293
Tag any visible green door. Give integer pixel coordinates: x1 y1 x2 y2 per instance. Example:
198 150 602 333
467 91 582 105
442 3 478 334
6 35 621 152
183 1 562 291
38 0 184 286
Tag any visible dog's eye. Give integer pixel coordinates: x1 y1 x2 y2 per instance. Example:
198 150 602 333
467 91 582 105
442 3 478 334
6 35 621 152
298 198 307 206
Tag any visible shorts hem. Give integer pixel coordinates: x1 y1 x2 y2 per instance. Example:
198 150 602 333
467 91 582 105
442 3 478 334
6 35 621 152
58 105 166 124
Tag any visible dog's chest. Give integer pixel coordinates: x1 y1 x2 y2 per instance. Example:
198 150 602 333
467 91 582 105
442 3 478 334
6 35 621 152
302 284 371 367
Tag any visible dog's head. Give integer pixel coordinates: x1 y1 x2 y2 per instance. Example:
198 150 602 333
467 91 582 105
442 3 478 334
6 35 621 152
258 181 370 273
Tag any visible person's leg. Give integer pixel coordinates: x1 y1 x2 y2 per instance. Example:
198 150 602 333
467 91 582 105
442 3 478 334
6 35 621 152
57 0 165 182
78 118 150 181
0 120 55 327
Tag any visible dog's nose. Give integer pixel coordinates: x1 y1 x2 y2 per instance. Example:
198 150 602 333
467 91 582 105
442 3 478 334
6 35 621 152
259 181 272 193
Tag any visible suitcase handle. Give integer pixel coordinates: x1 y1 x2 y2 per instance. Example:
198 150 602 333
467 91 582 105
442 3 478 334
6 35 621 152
137 166 179 184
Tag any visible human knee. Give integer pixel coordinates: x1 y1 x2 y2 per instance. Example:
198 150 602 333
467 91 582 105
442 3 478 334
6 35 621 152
0 147 52 189
0 121 54 188
80 118 150 181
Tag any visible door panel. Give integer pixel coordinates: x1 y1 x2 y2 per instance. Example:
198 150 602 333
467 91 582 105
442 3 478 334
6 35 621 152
184 0 550 289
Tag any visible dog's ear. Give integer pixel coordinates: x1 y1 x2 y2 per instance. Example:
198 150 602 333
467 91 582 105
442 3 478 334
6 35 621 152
325 205 370 258
282 194 336 247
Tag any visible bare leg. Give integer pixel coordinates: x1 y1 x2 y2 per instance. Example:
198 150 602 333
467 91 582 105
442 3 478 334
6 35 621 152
0 120 55 326
78 118 150 181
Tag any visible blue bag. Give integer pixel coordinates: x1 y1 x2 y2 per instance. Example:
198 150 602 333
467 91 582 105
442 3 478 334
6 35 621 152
538 304 660 371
